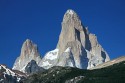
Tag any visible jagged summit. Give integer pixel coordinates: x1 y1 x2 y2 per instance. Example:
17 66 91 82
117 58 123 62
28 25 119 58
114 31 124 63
20 39 40 59
40 9 110 69
25 39 31 42
13 9 110 71
66 9 75 15
63 9 81 27
23 39 34 46
23 39 33 46
13 39 42 72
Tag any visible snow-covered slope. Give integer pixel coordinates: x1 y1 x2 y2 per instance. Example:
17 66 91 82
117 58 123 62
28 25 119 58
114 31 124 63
0 64 26 83
39 49 59 69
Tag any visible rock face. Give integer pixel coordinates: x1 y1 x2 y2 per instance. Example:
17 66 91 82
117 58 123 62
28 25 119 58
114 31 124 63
25 60 44 74
13 39 42 72
40 9 110 69
57 47 76 67
13 9 110 70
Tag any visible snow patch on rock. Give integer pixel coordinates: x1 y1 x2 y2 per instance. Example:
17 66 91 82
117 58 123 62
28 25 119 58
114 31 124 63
42 61 52 67
67 9 74 15
65 47 71 52
44 49 59 60
0 64 26 82
1 65 16 76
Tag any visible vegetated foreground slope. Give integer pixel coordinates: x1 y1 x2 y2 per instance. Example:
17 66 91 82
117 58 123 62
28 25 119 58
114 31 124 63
24 61 125 83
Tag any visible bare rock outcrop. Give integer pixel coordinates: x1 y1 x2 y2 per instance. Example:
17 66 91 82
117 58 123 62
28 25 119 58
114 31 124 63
40 9 110 69
13 39 42 72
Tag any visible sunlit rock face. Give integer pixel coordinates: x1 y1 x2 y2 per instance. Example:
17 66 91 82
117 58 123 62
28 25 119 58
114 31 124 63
13 39 42 72
13 9 110 70
40 9 110 69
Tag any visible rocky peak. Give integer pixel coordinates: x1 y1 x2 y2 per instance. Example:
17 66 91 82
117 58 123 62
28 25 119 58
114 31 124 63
62 9 83 31
56 9 110 69
66 9 75 15
39 9 110 69
20 39 40 60
13 9 110 70
13 39 42 72
56 10 88 68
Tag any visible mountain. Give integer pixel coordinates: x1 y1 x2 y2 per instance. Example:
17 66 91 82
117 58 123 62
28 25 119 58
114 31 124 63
91 56 125 69
39 9 110 69
25 60 45 74
12 9 110 72
23 60 125 83
0 64 26 83
1 9 124 83
13 39 42 73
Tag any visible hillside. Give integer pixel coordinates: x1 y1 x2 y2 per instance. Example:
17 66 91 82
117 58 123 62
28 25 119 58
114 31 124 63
91 56 125 69
24 60 125 83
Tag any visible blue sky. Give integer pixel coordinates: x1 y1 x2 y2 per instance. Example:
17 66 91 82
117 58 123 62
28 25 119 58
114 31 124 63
0 0 125 68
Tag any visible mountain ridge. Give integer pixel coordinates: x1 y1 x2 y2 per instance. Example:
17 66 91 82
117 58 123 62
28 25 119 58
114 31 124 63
0 9 124 83
91 56 125 69
13 9 110 73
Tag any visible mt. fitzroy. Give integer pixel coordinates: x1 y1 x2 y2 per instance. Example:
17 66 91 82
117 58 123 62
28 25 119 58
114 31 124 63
13 9 110 72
